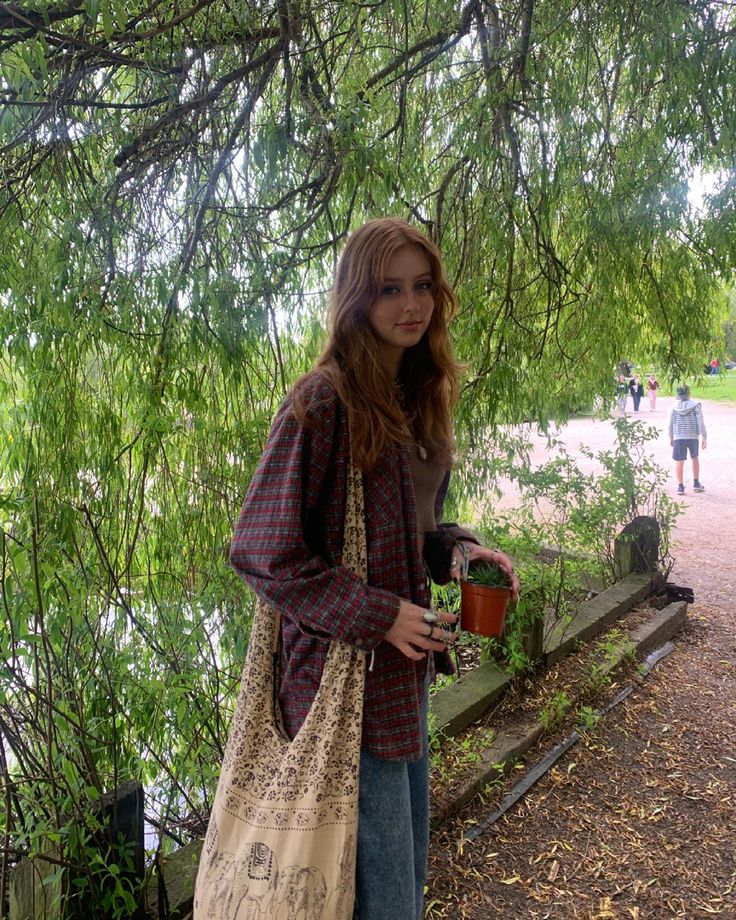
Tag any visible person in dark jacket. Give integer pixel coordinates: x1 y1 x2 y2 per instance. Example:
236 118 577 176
628 374 644 411
229 218 519 919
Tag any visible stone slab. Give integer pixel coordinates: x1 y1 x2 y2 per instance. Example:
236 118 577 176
431 599 688 828
146 838 203 919
429 661 510 739
430 720 544 828
9 846 60 920
544 572 654 666
630 601 688 658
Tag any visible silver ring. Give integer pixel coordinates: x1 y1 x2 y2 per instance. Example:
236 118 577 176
426 625 434 639
422 610 440 625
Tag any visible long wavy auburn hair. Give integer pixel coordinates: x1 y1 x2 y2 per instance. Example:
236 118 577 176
292 217 463 472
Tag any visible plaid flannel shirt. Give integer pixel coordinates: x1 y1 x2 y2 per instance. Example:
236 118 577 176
230 373 476 761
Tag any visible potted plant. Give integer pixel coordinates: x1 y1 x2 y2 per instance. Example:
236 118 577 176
460 562 513 638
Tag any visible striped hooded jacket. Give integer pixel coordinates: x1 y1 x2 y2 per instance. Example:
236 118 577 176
668 399 707 441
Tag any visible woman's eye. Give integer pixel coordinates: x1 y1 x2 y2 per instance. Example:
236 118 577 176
381 281 432 295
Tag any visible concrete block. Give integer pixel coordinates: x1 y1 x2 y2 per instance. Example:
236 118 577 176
146 838 203 919
430 661 510 739
431 719 544 826
630 601 688 659
544 572 654 666
8 845 61 920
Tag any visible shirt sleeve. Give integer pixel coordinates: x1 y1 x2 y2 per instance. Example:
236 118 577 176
229 380 399 650
423 470 480 584
697 407 707 439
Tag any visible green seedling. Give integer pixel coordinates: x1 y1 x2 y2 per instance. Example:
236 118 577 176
467 562 512 588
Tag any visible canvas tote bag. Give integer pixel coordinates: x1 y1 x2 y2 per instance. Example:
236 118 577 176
194 458 367 920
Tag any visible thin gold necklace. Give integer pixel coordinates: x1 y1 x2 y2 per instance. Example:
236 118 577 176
393 380 428 460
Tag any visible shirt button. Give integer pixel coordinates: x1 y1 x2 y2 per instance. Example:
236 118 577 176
355 638 365 649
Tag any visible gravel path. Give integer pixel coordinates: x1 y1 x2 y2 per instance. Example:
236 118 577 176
426 397 736 919
494 395 736 607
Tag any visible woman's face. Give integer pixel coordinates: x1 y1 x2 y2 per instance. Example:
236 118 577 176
368 243 435 375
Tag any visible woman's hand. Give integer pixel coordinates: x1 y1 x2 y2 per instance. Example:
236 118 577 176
384 600 459 661
450 543 520 600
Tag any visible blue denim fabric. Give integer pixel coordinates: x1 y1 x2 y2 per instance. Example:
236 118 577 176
352 686 430 920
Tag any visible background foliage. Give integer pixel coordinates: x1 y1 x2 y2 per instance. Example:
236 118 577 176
0 0 734 908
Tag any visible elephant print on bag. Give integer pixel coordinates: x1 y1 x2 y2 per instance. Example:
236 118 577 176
270 865 327 920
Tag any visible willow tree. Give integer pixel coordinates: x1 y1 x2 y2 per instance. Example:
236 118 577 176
0 0 733 906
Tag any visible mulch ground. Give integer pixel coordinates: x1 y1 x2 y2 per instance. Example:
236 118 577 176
426 602 736 918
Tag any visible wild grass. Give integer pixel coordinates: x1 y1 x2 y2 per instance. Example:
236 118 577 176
660 369 736 404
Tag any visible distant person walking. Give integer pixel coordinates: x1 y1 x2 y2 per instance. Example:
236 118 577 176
615 375 628 415
710 357 719 375
647 374 659 411
629 374 644 412
668 385 707 495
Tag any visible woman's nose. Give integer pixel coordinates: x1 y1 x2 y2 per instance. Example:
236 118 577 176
405 290 420 312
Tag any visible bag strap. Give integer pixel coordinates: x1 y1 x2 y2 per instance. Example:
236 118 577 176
341 456 368 582
270 454 367 719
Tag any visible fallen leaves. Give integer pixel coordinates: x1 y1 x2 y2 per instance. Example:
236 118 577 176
426 602 736 918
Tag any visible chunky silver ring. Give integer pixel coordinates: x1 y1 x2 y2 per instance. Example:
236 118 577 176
426 625 434 639
422 610 440 625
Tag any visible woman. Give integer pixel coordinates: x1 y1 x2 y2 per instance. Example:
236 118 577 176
615 375 628 415
647 373 659 411
230 217 518 919
629 374 644 412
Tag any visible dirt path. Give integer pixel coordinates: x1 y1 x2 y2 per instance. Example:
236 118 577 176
490 395 736 607
427 398 736 919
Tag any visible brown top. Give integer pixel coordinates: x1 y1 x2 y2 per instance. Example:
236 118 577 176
408 443 451 551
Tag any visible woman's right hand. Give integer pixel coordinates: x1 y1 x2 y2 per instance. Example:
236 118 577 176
384 600 458 660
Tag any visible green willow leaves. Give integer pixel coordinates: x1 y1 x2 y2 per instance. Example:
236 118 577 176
0 0 733 904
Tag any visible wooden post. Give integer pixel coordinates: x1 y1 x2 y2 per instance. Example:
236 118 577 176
9 781 145 919
614 515 661 578
520 609 545 662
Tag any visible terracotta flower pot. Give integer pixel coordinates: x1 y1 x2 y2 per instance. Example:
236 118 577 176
460 581 512 638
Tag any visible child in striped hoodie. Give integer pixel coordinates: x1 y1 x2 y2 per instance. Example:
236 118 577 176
668 385 707 494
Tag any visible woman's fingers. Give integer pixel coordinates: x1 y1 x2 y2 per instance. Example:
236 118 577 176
393 642 425 661
424 623 458 649
460 543 521 598
427 609 458 628
384 601 458 659
411 609 458 651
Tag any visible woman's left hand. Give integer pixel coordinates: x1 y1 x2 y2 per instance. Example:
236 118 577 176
450 543 520 600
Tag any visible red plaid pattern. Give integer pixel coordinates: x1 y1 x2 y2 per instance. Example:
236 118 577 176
230 374 474 760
